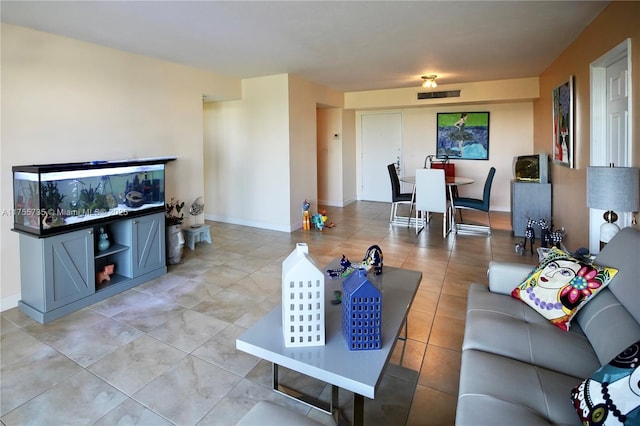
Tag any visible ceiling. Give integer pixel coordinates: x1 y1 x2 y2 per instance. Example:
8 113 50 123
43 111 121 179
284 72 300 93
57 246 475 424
1 1 610 92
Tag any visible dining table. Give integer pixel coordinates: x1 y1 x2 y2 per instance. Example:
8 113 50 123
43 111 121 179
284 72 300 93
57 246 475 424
400 174 474 234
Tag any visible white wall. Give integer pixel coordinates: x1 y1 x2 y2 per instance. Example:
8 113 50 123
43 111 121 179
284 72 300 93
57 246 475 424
203 75 291 231
316 108 357 207
204 74 344 231
355 102 535 212
1 23 241 310
288 75 344 226
317 108 343 206
342 109 357 205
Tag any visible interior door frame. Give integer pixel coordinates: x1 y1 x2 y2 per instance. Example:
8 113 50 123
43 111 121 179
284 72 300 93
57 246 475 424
589 38 633 253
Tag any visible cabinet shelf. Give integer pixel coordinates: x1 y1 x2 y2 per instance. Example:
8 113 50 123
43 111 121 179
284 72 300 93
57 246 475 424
96 273 128 291
95 243 129 259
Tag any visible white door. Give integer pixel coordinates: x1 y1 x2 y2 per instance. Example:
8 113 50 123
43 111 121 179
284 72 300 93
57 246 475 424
361 112 402 202
589 40 631 253
606 58 629 167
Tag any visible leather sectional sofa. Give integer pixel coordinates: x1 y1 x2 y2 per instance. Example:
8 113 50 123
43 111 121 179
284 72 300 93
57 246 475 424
455 226 640 425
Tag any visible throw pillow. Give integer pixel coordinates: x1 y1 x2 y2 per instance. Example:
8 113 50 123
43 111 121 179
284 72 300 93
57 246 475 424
571 340 640 425
511 247 618 331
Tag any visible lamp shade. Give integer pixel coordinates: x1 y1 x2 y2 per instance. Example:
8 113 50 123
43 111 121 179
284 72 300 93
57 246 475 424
586 166 639 213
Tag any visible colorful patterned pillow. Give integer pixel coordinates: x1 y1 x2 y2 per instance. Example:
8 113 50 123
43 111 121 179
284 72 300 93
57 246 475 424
571 340 640 425
511 247 618 331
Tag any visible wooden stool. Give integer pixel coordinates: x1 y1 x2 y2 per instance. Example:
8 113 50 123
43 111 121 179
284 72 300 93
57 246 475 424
183 224 211 250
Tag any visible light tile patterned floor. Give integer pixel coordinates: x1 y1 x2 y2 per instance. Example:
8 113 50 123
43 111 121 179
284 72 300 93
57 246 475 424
1 201 537 425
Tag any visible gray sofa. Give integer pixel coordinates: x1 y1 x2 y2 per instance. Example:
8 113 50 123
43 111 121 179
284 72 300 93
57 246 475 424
456 226 640 425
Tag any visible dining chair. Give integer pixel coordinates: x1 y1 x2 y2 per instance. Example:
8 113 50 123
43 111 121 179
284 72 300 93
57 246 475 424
415 168 448 237
387 163 414 225
453 167 496 235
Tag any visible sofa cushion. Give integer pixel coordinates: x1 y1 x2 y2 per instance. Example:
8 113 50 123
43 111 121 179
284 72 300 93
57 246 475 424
487 261 535 295
570 340 640 425
511 247 618 331
456 349 582 426
464 283 601 378
591 227 640 325
575 289 640 366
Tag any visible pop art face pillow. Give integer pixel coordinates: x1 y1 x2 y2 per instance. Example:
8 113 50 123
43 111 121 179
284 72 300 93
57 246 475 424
511 247 618 331
572 340 640 425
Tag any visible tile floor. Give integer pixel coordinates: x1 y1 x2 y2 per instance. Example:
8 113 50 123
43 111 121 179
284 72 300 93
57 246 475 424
1 201 537 425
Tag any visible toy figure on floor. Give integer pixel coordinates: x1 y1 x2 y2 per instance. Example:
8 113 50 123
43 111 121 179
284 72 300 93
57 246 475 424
320 209 334 229
302 199 311 230
311 213 324 231
311 210 335 231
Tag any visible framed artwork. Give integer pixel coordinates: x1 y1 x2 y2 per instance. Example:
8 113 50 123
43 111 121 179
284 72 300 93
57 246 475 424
552 76 574 168
436 112 490 160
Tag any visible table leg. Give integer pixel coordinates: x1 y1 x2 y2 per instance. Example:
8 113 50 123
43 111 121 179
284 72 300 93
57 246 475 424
448 186 456 234
272 363 332 414
353 394 364 426
407 185 416 228
272 363 365 426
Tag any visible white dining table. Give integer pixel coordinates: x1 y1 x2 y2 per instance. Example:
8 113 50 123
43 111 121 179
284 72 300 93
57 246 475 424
400 175 474 233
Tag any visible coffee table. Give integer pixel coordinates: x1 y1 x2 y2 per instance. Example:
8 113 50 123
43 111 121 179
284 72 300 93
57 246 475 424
236 260 422 425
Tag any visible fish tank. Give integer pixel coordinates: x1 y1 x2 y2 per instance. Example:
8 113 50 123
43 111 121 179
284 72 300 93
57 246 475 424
12 157 176 236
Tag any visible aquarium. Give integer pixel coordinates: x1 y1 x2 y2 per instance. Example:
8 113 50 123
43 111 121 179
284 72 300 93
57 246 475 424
12 157 176 236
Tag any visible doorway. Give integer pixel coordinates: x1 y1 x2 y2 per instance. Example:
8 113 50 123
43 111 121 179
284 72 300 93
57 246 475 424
589 39 632 253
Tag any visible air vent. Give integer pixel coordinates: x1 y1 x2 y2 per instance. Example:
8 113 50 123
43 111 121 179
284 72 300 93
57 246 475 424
417 90 461 100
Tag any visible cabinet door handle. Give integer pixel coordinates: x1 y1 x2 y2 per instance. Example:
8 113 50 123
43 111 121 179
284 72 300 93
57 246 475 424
133 220 138 225
88 230 93 235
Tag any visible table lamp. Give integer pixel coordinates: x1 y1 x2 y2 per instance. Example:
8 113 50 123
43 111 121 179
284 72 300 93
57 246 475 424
586 166 639 247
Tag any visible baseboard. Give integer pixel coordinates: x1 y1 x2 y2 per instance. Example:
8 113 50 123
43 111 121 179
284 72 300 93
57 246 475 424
1 293 20 312
204 214 293 233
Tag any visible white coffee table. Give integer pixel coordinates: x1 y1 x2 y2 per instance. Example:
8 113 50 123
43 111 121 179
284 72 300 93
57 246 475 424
236 260 422 425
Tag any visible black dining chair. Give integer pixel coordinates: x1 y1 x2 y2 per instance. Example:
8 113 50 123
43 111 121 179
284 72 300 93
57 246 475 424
453 167 496 234
387 163 414 225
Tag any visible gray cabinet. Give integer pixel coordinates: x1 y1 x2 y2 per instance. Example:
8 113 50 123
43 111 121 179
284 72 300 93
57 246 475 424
511 181 552 237
132 214 165 276
18 212 166 323
20 228 95 314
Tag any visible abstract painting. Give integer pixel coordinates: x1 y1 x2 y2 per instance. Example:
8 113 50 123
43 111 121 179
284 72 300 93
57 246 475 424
552 76 574 168
436 112 490 160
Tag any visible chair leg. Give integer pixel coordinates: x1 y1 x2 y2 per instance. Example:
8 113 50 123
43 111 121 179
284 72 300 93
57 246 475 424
486 212 492 235
416 209 425 234
389 202 396 223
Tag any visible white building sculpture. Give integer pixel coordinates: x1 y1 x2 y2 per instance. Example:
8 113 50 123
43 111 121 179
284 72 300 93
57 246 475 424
282 243 325 347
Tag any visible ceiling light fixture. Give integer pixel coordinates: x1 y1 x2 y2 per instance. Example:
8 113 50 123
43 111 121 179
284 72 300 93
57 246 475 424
421 75 438 88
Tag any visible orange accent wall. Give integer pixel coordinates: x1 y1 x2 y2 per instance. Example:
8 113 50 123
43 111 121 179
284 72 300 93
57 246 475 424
534 1 640 249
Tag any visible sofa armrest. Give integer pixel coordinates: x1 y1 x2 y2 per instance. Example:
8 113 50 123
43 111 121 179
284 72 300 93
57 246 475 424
487 261 533 295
